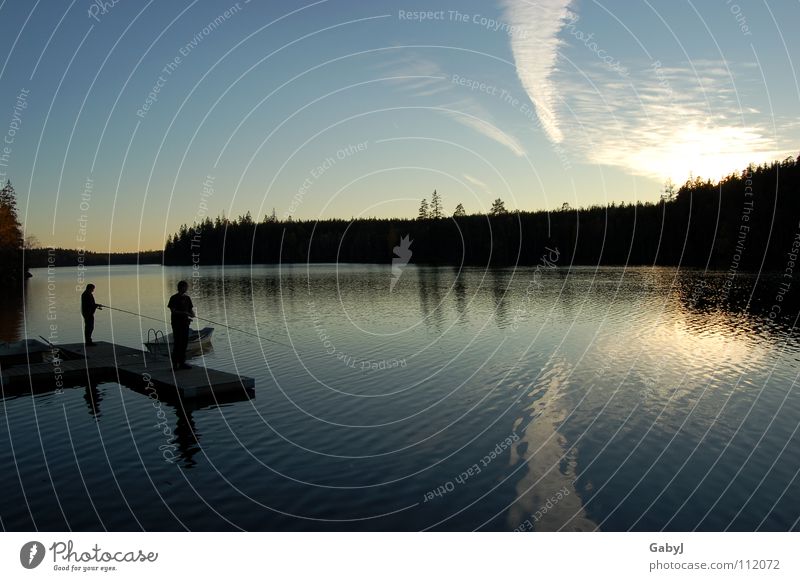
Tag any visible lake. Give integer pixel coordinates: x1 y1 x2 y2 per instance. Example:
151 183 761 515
1 264 799 531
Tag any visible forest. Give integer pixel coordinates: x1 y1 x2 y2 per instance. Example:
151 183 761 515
163 155 800 272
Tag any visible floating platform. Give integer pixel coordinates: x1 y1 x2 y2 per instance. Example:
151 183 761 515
0 341 255 400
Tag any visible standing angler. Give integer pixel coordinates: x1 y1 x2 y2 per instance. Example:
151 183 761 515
167 280 195 370
80 283 102 346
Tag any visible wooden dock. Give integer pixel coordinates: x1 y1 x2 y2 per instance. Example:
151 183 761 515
0 341 255 400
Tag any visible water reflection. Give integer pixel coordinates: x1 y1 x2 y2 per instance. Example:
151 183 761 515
1 366 250 471
2 264 799 530
508 357 597 531
417 267 445 332
172 407 201 469
83 381 103 418
119 373 252 469
676 270 800 336
452 267 467 323
0 288 23 342
490 269 511 329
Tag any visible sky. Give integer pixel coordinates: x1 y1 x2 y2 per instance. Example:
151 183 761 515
0 0 798 252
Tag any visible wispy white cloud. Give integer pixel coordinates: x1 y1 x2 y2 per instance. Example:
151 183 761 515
375 54 450 96
502 0 575 143
379 53 528 157
463 173 491 193
558 59 790 182
448 113 527 157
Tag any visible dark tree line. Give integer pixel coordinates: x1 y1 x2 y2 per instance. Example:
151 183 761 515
24 248 162 268
0 180 25 289
163 155 800 271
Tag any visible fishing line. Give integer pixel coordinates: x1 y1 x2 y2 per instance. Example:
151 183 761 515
99 304 293 349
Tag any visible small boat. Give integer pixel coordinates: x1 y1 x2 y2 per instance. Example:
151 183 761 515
144 327 214 355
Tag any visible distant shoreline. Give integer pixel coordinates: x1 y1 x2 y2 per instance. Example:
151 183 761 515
24 248 163 269
27 263 162 268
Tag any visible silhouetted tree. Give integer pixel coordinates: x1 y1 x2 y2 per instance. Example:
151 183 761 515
453 203 466 217
430 190 443 219
0 180 24 287
490 198 507 215
661 179 676 202
418 198 429 220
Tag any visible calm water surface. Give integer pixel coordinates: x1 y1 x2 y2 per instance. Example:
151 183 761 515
1 264 799 531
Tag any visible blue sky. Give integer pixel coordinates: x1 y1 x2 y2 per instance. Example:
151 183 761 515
1 0 798 251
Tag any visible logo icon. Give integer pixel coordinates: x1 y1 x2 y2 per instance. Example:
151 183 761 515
20 541 46 569
390 234 413 292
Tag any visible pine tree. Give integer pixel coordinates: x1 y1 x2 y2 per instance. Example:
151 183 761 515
418 198 429 220
661 179 676 202
430 190 442 219
0 180 25 286
453 203 466 217
489 198 507 215
0 180 23 248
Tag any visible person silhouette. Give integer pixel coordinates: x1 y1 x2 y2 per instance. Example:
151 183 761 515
80 284 102 346
167 280 195 370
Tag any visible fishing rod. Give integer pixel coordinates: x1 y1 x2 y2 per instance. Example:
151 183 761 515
98 304 293 349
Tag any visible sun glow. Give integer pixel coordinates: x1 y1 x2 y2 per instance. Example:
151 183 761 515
624 124 780 185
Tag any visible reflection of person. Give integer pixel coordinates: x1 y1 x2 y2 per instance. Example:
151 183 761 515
167 280 195 370
173 407 200 468
84 380 102 418
80 284 102 346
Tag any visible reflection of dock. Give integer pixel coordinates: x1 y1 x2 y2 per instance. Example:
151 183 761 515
1 341 255 399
